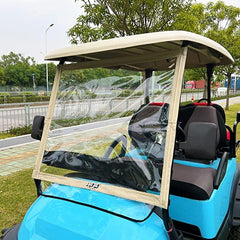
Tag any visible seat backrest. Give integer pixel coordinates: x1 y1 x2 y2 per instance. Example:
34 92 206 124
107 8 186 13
178 104 227 149
178 105 227 161
184 106 220 143
182 122 218 160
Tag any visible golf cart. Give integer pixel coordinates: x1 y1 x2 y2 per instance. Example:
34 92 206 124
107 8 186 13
1 31 240 240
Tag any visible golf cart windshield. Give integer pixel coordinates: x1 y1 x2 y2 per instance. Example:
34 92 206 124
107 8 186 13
42 68 174 193
32 31 233 209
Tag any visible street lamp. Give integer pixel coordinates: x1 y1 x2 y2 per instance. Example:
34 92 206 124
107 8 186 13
45 23 54 95
32 73 36 91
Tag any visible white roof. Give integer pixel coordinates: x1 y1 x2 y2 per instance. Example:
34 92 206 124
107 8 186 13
45 31 233 70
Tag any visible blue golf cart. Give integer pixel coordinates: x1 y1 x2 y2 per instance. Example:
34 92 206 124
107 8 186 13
1 31 240 240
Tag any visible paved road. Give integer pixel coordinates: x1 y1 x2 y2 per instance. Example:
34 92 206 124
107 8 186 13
0 117 128 150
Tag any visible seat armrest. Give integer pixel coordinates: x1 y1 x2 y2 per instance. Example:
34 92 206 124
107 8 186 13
213 152 228 189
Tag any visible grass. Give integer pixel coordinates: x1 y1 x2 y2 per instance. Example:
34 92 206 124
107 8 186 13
224 104 240 160
0 125 32 139
0 133 13 139
0 169 36 231
0 104 240 232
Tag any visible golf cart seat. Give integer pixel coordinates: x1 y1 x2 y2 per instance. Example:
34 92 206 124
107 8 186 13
128 103 224 200
177 104 228 154
172 119 219 200
172 105 230 199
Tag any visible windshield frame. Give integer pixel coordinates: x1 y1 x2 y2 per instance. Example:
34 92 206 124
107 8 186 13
32 47 187 209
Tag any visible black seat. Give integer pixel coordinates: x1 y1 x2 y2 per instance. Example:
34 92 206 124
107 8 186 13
171 105 229 199
177 104 227 151
129 103 224 200
170 163 216 200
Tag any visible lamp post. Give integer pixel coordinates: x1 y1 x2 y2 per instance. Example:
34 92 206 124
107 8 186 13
32 73 36 91
45 23 54 95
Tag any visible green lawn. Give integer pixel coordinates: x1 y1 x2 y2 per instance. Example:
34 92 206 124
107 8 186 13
225 104 240 160
0 169 35 231
0 104 240 232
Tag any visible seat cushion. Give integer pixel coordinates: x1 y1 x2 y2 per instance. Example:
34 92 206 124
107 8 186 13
170 163 217 200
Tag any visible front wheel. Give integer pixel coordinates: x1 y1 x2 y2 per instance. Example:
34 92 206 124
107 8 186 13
0 224 21 240
228 226 240 240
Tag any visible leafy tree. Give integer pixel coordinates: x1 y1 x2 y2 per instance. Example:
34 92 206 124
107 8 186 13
0 66 6 86
184 68 206 82
0 52 35 68
0 52 38 87
174 3 207 34
68 0 193 44
175 1 240 106
0 52 57 90
36 63 56 87
203 1 240 109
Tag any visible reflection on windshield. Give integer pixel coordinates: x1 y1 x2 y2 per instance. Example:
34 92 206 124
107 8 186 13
42 69 174 195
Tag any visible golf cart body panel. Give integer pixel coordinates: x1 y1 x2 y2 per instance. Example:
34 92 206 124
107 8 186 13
18 185 168 240
2 31 240 240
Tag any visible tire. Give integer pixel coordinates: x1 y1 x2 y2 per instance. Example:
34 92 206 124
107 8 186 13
0 224 20 240
228 226 240 240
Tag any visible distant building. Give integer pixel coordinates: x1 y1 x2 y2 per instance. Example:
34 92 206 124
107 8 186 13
225 74 240 90
185 79 205 89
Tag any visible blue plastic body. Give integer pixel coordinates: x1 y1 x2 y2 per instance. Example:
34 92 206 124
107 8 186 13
18 153 237 239
18 184 168 240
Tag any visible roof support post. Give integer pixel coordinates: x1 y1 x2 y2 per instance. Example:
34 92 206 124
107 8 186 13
144 69 153 104
206 64 215 105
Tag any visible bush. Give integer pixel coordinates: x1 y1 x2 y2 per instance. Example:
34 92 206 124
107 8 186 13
7 96 24 103
8 125 32 136
0 95 50 103
19 92 34 95
119 89 133 97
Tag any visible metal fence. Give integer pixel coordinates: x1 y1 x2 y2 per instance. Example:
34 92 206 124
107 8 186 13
0 90 239 132
0 104 48 132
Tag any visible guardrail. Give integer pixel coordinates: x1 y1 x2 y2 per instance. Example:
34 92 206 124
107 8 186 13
0 90 238 132
0 104 48 132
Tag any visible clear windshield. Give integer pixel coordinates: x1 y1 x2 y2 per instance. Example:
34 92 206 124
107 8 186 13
39 66 175 198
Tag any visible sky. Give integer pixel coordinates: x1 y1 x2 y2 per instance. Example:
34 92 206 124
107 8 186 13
0 0 82 64
0 0 240 64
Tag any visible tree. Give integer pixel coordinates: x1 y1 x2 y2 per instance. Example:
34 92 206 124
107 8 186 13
173 3 207 34
0 53 37 87
0 52 57 90
36 63 56 87
175 1 240 106
203 1 240 109
68 0 193 44
0 52 35 68
0 66 6 86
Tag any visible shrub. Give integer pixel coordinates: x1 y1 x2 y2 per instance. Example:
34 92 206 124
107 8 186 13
9 125 32 136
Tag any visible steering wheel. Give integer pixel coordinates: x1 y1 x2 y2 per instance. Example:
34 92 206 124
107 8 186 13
197 98 208 103
176 123 186 142
159 103 169 127
103 135 127 159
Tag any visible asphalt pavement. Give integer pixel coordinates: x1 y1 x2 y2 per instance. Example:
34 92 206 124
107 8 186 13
0 97 239 176
0 117 128 176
